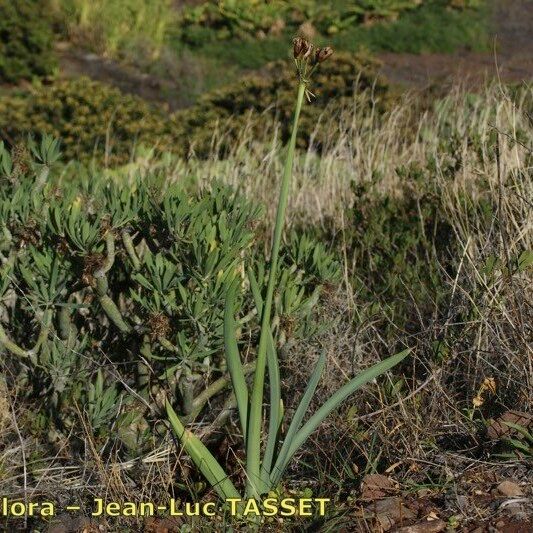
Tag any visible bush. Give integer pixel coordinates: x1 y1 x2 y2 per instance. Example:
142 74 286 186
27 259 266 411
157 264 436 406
345 165 456 333
0 78 184 166
331 0 490 54
0 0 57 83
174 0 490 75
0 54 390 163
0 137 340 451
180 51 391 156
177 0 427 44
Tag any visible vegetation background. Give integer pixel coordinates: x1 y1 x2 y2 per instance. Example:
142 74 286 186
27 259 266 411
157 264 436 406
0 0 531 531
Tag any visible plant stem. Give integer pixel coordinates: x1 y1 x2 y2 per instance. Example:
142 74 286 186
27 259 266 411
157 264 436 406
94 232 131 333
121 229 141 270
245 81 306 499
0 323 30 359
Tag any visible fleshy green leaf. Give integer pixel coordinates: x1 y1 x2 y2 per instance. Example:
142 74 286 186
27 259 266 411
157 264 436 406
166 400 241 500
224 278 249 442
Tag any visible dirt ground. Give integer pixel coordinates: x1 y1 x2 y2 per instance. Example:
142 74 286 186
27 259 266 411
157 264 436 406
36 467 533 532
379 0 533 88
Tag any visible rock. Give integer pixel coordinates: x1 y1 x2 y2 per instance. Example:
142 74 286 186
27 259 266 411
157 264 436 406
395 519 447 533
361 473 398 500
366 497 417 531
496 480 524 497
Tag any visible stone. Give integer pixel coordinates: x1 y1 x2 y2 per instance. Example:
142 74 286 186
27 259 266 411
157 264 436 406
367 497 417 531
496 480 524 497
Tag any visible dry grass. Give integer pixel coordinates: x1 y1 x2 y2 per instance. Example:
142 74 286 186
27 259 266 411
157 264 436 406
184 86 525 215
268 82 532 489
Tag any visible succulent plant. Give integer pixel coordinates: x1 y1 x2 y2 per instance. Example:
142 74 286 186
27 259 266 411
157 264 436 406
0 136 340 453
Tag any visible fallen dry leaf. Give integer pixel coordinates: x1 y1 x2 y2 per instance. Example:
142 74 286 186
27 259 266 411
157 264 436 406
360 473 399 500
366 497 417 531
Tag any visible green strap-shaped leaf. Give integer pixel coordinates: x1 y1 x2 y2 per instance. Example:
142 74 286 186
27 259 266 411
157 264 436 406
271 348 410 486
501 421 533 443
166 400 241 501
245 82 307 499
248 268 283 492
268 351 325 488
247 267 263 317
259 331 282 492
224 278 249 442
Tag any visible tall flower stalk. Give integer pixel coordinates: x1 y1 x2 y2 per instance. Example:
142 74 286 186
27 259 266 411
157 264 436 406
245 76 306 498
166 37 410 508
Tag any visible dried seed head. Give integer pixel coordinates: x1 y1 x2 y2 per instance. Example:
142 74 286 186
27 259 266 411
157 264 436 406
55 236 69 256
15 219 40 248
302 41 314 60
293 37 306 59
293 37 333 85
293 37 313 60
12 142 30 179
148 312 171 341
82 252 105 286
315 46 334 64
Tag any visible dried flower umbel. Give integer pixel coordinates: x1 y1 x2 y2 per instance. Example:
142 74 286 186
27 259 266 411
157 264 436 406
292 37 306 59
293 37 334 101
315 46 333 64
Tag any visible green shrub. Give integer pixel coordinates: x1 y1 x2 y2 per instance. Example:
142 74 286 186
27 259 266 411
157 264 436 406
0 78 184 166
177 0 428 44
0 0 57 82
331 0 490 54
0 137 340 450
346 168 455 332
174 0 490 75
180 51 391 156
0 54 390 163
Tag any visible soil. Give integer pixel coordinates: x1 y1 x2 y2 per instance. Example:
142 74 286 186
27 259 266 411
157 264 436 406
378 0 533 88
56 42 184 110
36 467 533 532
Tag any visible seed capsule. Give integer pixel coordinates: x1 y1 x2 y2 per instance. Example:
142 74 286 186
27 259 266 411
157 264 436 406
293 37 306 59
315 47 334 64
302 41 314 60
